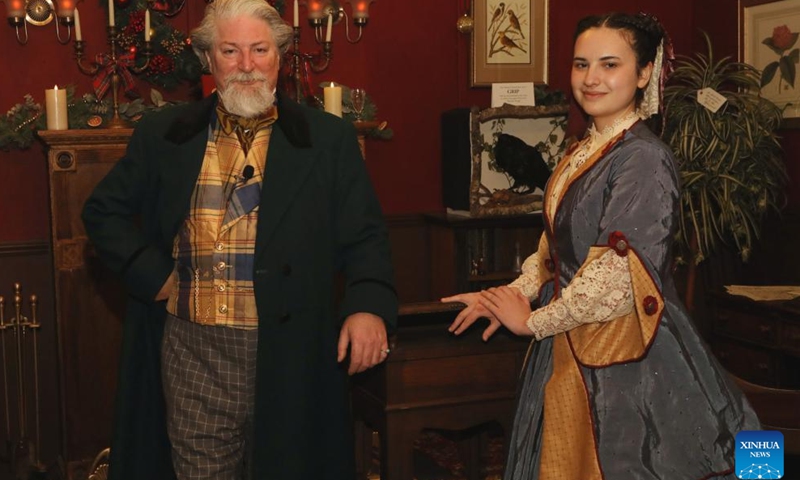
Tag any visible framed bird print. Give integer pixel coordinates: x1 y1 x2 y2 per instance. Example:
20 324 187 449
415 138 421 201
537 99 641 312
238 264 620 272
469 104 568 217
471 0 549 87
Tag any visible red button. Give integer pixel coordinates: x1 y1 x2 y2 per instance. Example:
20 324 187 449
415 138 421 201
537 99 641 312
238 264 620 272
609 231 629 256
643 295 658 315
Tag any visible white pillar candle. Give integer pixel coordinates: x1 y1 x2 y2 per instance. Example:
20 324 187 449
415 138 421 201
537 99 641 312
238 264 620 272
144 9 150 41
45 85 68 130
108 0 114 26
73 7 82 41
293 0 299 27
323 83 342 117
325 12 332 42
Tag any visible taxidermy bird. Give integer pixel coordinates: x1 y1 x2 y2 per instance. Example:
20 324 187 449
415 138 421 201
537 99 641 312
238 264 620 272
494 133 551 194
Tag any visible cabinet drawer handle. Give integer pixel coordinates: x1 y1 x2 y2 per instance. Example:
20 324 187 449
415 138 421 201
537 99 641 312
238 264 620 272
758 324 773 334
757 362 769 372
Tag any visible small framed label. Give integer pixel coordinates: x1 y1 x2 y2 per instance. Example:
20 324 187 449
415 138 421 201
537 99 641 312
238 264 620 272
491 82 536 108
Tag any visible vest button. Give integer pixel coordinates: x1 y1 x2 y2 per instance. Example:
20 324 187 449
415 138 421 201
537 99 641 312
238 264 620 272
219 304 228 314
215 242 224 251
216 284 226 292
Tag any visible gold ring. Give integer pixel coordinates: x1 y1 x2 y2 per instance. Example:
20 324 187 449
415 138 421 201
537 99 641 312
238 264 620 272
381 348 391 355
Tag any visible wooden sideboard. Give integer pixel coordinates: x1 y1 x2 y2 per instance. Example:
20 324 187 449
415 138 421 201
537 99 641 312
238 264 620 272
37 129 133 479
351 302 531 480
709 292 800 388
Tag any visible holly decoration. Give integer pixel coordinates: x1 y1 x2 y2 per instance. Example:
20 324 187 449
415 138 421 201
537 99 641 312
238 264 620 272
112 0 202 90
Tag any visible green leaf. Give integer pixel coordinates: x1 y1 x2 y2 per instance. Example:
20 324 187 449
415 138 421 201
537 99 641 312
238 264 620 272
761 61 780 87
780 55 797 87
791 48 800 64
789 33 800 50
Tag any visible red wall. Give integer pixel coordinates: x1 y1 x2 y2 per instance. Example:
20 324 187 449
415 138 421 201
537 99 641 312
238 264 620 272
3 0 758 244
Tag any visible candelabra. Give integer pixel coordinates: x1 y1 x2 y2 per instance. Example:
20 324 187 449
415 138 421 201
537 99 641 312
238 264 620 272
289 0 375 103
0 283 43 478
74 25 153 128
289 25 331 102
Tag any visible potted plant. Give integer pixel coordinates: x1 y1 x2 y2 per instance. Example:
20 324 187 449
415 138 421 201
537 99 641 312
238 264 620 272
662 33 788 309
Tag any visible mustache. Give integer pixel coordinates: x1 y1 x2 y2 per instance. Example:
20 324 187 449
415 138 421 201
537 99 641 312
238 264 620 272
225 72 269 85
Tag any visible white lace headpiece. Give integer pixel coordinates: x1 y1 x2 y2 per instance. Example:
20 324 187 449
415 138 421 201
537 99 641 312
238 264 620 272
638 40 664 119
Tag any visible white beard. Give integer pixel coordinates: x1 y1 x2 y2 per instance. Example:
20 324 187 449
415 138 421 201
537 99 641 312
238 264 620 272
218 72 275 118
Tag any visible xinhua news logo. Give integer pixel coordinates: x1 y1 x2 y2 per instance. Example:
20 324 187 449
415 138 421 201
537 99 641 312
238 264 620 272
736 430 785 479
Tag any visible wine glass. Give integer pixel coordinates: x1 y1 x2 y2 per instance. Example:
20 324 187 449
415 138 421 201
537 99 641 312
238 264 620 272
351 88 366 121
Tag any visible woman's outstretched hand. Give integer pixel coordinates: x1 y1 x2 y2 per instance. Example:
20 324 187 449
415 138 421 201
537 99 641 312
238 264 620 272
442 291 503 341
478 286 534 337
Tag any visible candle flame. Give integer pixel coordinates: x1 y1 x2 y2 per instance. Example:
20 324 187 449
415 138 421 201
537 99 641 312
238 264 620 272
54 85 59 90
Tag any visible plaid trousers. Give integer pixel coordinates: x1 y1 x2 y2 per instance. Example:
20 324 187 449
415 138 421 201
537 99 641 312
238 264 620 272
161 314 259 480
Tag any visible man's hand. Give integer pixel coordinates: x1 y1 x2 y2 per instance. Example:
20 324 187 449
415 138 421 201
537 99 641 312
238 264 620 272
154 271 176 301
337 312 389 375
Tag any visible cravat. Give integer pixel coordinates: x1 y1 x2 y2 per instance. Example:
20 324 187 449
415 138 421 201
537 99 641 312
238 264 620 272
215 104 278 156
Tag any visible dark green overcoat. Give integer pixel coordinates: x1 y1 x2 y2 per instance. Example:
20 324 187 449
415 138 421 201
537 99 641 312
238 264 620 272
82 93 398 480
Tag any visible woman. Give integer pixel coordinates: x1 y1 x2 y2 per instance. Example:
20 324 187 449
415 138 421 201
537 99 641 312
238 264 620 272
443 13 758 480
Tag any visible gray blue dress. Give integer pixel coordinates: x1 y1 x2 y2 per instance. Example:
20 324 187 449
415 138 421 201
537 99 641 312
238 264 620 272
503 122 759 480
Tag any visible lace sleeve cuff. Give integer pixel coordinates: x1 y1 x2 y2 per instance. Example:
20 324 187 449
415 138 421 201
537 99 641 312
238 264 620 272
526 248 634 340
508 252 541 300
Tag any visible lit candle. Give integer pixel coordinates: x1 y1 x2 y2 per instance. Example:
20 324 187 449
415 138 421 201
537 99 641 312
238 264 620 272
293 0 298 27
144 9 150 41
108 0 114 26
323 82 342 117
325 12 332 42
73 7 82 41
45 85 68 130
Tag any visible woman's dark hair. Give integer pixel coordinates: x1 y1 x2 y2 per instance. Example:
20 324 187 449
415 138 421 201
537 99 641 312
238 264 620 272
574 12 666 104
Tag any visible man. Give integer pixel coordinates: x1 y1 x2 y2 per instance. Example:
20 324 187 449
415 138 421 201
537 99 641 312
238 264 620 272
81 0 397 478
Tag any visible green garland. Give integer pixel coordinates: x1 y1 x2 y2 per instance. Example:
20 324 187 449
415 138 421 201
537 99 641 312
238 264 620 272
0 82 395 150
0 85 176 150
0 94 44 151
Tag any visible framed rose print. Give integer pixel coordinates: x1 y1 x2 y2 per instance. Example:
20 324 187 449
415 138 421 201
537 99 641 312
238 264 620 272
741 0 800 120
471 0 549 87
